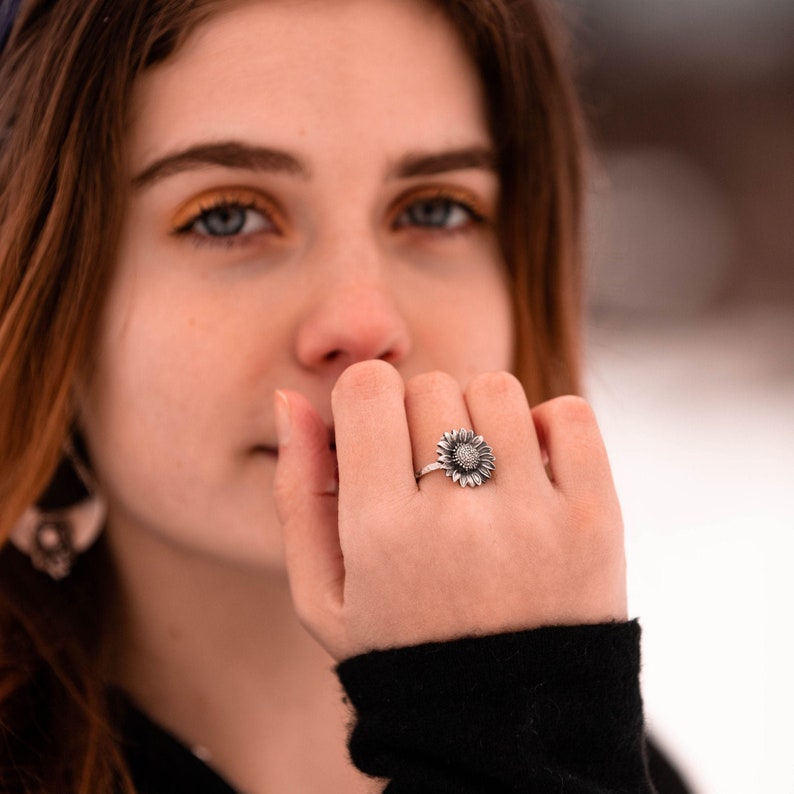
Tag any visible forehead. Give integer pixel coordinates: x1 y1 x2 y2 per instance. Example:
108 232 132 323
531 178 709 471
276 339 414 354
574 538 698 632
127 0 490 170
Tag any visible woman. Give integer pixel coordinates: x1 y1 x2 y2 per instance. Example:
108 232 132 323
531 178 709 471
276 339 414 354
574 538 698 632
0 0 682 791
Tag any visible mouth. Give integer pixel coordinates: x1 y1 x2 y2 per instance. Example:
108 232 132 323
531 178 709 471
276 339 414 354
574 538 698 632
253 432 338 494
255 427 336 457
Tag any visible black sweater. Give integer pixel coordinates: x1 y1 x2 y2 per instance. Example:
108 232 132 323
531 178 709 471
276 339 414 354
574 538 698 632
119 621 693 793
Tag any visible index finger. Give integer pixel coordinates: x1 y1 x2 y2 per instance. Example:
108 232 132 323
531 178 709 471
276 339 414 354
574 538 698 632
331 360 416 505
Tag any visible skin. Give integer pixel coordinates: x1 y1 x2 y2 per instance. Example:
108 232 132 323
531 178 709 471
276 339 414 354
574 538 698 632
75 0 626 790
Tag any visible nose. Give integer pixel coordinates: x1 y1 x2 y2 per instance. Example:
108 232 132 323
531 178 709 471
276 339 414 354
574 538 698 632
294 257 412 374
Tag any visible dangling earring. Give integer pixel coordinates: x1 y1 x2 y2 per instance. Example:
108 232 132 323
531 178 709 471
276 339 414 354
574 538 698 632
9 438 106 580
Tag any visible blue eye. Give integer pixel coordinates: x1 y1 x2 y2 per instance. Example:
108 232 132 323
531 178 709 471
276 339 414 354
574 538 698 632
188 202 273 238
395 196 481 231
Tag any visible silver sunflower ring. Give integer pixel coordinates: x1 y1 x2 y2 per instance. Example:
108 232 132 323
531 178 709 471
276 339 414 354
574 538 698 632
415 428 495 487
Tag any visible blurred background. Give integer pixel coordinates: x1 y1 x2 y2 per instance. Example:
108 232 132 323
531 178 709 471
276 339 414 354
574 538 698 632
565 1 794 792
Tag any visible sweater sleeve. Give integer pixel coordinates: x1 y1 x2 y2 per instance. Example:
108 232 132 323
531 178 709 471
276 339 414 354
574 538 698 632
335 620 654 793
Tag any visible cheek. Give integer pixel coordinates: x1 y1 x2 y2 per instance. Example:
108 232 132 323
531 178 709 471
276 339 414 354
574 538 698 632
77 276 232 487
78 323 203 500
75 290 283 566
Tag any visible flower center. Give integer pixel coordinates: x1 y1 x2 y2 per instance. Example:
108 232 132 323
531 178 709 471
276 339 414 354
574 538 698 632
454 443 480 471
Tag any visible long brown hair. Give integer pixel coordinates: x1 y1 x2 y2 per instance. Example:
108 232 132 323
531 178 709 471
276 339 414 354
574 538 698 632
438 0 585 400
0 0 586 790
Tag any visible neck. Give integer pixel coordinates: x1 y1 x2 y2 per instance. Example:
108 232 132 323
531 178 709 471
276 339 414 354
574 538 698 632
105 520 365 793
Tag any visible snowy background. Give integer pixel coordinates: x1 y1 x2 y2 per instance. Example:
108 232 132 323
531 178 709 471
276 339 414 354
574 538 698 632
586 308 793 794
569 2 794 790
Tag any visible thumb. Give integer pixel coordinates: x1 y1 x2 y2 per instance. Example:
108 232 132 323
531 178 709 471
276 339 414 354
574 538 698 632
273 390 345 634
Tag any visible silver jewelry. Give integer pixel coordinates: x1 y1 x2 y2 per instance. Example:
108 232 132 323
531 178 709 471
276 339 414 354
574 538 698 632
9 438 106 580
415 428 495 487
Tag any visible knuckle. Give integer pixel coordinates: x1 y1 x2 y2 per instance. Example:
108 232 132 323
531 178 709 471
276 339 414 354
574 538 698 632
404 370 459 399
466 370 523 402
288 582 318 628
332 359 402 403
290 582 341 638
548 394 596 424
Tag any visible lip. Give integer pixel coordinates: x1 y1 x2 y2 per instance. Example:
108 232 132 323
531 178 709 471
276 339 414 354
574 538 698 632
252 440 338 494
253 425 334 456
253 422 334 455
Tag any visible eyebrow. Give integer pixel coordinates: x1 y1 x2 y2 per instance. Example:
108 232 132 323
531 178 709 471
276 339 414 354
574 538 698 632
131 142 309 189
131 141 497 189
390 146 496 179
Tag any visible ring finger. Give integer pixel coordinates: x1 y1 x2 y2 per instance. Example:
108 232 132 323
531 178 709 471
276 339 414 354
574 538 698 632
404 371 474 491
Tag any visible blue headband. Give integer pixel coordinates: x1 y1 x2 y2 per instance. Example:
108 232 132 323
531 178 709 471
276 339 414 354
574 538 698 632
0 0 24 56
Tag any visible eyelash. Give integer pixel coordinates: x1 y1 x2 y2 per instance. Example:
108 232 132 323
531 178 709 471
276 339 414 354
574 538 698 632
392 189 487 234
172 192 279 248
171 187 488 249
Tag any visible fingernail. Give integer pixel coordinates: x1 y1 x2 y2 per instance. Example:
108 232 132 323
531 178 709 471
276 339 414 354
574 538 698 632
323 464 339 496
274 390 291 447
323 478 339 496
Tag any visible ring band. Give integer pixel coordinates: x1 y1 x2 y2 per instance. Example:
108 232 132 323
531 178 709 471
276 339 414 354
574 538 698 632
415 428 495 488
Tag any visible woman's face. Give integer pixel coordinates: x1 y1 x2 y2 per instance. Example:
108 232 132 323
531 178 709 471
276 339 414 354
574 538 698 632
78 0 514 570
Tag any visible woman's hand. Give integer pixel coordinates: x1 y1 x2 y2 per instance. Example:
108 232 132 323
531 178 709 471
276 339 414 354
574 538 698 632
274 360 626 662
